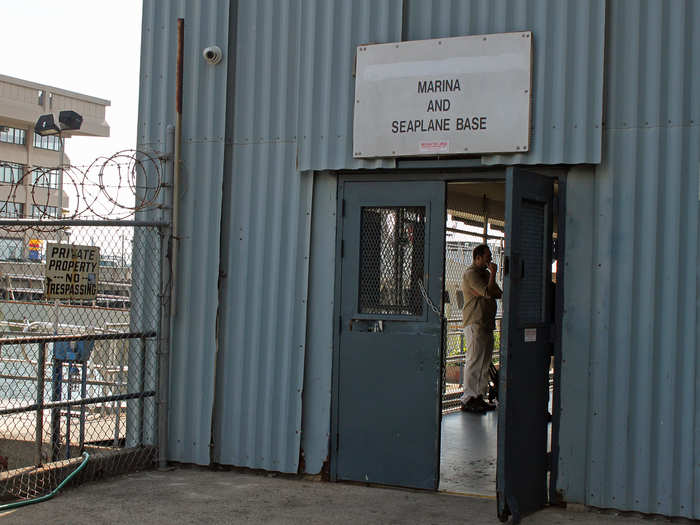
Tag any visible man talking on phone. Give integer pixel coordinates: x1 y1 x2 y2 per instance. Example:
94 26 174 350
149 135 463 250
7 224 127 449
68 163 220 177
460 244 502 414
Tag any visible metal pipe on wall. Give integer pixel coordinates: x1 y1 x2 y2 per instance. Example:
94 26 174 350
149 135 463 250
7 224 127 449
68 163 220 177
157 125 176 469
172 18 184 319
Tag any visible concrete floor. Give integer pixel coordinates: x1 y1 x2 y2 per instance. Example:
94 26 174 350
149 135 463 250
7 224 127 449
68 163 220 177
0 467 658 525
439 409 497 496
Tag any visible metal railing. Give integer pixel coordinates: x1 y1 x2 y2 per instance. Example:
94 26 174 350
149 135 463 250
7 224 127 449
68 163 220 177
0 332 155 467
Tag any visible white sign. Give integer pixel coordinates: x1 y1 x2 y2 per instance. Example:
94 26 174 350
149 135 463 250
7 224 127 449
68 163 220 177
45 243 100 300
524 328 537 343
353 32 532 158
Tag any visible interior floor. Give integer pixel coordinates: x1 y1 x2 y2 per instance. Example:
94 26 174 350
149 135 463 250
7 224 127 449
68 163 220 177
439 410 498 496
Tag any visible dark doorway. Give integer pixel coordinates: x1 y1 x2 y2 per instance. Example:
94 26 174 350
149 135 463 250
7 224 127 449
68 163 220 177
331 170 559 520
440 181 506 497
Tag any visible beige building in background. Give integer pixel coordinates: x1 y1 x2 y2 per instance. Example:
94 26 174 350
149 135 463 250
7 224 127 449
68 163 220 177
0 74 110 258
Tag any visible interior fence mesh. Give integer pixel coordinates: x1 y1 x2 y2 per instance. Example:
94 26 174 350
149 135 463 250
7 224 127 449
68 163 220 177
0 222 162 500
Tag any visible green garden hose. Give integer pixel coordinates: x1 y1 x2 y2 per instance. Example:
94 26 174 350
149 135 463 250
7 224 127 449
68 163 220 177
0 452 89 511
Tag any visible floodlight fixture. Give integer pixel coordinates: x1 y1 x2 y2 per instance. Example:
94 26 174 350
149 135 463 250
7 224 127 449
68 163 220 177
58 110 83 131
35 113 60 136
35 110 83 137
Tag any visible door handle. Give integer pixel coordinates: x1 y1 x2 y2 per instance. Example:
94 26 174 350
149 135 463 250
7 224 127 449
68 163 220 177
349 319 384 332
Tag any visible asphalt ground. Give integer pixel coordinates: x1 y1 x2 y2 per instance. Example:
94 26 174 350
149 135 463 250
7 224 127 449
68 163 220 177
0 465 671 525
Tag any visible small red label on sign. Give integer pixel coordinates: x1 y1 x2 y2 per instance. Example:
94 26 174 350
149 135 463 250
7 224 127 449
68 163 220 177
419 141 449 153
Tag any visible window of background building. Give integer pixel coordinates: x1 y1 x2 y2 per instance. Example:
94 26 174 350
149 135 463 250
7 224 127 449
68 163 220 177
33 133 61 151
32 168 60 189
0 202 23 218
0 126 26 145
0 238 23 260
0 162 23 184
32 204 59 218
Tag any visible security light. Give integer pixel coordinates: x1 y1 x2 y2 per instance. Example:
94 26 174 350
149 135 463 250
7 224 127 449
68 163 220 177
34 110 83 136
58 110 83 131
35 114 60 136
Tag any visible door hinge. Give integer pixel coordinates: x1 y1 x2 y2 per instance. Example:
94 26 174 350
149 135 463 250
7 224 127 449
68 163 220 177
336 433 340 452
338 315 342 334
546 451 553 471
342 199 346 217
341 240 344 258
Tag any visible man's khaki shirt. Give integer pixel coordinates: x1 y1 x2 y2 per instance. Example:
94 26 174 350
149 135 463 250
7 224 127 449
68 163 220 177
461 264 498 330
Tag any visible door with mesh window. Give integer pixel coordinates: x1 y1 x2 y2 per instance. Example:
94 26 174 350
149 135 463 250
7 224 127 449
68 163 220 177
333 180 445 489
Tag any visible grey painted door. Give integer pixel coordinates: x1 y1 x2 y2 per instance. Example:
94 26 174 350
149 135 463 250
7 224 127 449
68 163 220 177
334 180 445 490
497 168 555 522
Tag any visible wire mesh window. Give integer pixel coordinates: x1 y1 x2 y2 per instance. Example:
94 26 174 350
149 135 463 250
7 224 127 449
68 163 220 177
358 206 426 316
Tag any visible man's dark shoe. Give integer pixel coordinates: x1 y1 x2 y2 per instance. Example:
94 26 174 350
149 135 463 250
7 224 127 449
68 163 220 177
477 396 497 411
460 397 487 414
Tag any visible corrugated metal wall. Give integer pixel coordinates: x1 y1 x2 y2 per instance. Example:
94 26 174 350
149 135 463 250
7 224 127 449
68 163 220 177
559 0 700 519
211 0 404 473
138 0 231 464
296 0 401 171
209 0 311 474
139 2 699 515
403 0 606 166
295 0 606 170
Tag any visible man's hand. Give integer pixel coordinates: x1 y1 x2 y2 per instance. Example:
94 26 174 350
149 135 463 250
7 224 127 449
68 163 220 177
488 262 498 274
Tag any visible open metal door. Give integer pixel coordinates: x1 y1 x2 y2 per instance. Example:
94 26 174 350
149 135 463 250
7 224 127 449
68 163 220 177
497 168 554 522
332 180 445 490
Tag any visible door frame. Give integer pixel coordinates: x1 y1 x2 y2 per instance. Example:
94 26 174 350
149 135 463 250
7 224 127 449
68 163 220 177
329 167 567 496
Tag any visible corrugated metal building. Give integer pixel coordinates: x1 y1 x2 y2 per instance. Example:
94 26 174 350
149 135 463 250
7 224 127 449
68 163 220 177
137 0 699 520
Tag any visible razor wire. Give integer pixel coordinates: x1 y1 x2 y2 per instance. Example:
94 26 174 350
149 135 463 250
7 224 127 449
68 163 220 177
0 149 166 232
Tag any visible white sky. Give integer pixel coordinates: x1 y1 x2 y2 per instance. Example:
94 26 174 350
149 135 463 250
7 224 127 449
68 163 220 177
2 1 143 216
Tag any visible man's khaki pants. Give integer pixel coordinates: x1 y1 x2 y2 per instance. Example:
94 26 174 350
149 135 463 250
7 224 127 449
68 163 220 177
460 324 494 403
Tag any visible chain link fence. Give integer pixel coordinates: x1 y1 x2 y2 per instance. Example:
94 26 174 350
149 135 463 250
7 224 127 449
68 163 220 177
0 221 165 501
442 239 504 414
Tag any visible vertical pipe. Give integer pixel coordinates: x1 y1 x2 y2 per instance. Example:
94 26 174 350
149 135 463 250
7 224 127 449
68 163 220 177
50 358 61 461
66 363 72 459
482 194 489 243
139 336 146 445
158 127 174 469
79 361 87 453
34 342 46 466
52 133 65 336
172 18 184 318
114 340 125 446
